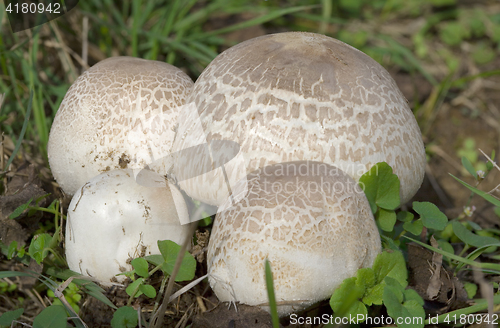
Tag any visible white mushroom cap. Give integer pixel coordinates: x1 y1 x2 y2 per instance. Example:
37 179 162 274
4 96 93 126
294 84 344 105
172 32 425 205
65 169 191 284
207 161 381 315
48 57 193 196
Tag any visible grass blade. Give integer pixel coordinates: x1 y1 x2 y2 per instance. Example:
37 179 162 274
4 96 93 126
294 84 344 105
265 259 280 328
4 90 32 171
403 236 500 272
190 6 315 40
425 293 500 324
450 174 500 207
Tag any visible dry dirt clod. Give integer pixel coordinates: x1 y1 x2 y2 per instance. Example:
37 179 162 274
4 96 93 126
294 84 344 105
407 242 468 314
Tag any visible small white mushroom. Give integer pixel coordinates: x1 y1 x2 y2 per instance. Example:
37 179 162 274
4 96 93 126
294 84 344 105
207 161 381 315
48 56 194 196
65 169 190 284
172 32 425 206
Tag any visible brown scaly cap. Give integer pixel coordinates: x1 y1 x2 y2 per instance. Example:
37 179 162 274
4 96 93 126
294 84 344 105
173 32 425 205
48 57 193 195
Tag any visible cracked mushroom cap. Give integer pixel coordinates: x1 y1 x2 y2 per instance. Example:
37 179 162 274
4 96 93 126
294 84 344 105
48 56 193 196
207 161 381 315
65 169 190 284
172 32 425 205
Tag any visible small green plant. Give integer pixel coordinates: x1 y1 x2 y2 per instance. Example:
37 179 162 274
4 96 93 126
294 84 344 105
5 197 66 266
47 281 82 314
0 270 116 327
359 162 447 240
330 250 425 326
330 158 500 327
0 279 16 294
112 239 196 327
457 138 488 175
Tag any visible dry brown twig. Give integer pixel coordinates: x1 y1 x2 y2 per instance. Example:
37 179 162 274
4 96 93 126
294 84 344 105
479 149 500 196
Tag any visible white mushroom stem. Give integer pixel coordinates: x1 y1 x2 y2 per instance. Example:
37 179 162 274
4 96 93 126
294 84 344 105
65 169 191 285
207 161 381 316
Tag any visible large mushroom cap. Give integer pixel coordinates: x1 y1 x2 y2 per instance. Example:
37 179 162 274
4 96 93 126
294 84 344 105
207 161 381 315
65 169 190 284
173 32 425 205
48 56 193 195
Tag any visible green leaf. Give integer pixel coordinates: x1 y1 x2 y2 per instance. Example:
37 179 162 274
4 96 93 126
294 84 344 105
32 305 67 328
7 241 18 259
413 202 448 231
381 235 401 251
111 306 138 328
28 233 53 264
330 277 367 322
472 42 495 65
359 162 400 212
450 174 500 207
452 221 500 248
461 156 477 178
8 198 33 219
377 208 397 232
126 278 144 298
131 258 149 278
403 219 423 236
463 282 478 298
404 288 424 305
144 254 164 267
383 278 425 328
0 308 24 325
372 251 408 287
439 21 465 46
436 240 454 265
363 283 385 306
397 211 414 222
468 220 483 231
156 240 196 281
139 284 156 298
384 276 404 303
399 300 426 328
356 268 376 289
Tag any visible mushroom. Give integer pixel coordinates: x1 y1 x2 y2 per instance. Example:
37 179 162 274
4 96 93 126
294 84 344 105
48 56 194 196
172 32 425 206
207 161 381 315
65 169 191 284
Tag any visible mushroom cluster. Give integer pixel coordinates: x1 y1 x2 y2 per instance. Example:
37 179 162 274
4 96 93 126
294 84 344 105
48 56 194 284
49 32 426 312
